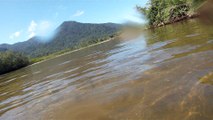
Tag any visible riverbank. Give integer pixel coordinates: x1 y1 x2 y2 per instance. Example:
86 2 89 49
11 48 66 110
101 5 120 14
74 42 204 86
0 51 29 75
29 13 201 65
30 37 117 66
137 0 207 29
148 13 199 29
0 36 118 76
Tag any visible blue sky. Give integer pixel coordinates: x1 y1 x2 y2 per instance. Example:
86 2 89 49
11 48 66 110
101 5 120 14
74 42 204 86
0 0 148 44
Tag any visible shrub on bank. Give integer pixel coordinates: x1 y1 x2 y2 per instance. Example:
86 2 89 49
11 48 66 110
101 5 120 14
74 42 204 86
0 51 29 75
136 0 207 27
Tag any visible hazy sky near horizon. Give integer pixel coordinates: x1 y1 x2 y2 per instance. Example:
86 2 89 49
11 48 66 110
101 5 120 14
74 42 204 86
0 0 148 44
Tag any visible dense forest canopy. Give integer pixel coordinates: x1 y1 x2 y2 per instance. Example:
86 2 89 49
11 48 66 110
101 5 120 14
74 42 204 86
0 51 29 75
136 0 207 27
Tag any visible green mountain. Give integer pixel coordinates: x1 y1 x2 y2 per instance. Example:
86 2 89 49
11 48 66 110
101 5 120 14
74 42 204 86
0 21 121 58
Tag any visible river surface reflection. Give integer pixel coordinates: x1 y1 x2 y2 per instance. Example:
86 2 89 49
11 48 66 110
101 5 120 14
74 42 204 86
0 19 212 120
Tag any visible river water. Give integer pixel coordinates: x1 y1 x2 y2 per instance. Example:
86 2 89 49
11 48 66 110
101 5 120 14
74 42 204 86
0 19 212 120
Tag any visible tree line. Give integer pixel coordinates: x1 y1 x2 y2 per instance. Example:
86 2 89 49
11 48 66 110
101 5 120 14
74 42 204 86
136 0 206 27
0 51 29 75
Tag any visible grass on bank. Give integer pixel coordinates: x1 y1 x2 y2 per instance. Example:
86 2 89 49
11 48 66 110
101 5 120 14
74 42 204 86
30 34 118 64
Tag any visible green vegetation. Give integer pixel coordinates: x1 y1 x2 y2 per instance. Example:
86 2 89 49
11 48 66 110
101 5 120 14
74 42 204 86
30 34 117 63
0 21 121 58
136 0 206 27
0 21 120 74
0 51 29 75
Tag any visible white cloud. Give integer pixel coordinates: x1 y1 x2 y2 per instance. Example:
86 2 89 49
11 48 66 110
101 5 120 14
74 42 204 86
9 31 21 39
38 21 52 35
27 20 52 38
28 20 37 38
28 32 36 38
72 10 85 17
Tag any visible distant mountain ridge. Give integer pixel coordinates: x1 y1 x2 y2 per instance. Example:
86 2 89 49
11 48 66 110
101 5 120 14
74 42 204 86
0 21 121 57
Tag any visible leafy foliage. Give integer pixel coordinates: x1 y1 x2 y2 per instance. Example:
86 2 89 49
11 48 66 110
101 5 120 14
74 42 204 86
0 51 29 74
136 0 206 26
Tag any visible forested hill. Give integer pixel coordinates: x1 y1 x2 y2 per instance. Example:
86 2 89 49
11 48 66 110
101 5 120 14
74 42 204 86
0 21 121 58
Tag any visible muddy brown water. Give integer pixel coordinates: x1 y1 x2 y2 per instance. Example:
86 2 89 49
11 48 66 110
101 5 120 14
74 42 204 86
0 19 213 120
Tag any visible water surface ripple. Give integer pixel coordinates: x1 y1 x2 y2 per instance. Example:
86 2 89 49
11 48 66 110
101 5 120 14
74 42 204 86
0 19 213 120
